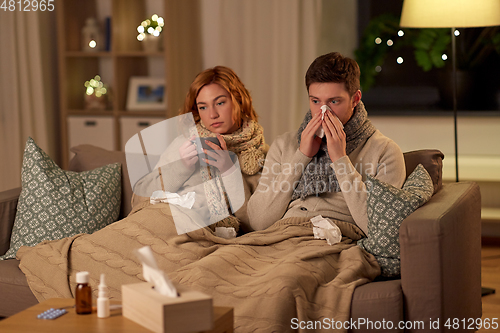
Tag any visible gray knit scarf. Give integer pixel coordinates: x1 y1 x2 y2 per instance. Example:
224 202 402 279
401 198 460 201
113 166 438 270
292 101 376 200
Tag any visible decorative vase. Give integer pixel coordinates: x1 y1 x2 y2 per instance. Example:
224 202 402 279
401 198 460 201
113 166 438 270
142 34 161 52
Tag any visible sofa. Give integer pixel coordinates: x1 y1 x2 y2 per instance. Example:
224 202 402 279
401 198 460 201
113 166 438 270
0 145 482 332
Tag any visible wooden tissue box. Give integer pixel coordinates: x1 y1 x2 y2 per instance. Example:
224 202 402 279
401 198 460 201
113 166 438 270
122 282 213 333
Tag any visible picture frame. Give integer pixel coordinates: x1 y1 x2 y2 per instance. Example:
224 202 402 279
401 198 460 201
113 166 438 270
126 77 166 111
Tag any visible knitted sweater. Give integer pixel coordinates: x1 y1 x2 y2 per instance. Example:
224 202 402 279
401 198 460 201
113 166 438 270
247 130 406 234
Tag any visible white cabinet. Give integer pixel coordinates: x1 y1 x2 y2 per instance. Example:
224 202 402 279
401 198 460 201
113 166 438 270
120 117 165 150
68 116 115 157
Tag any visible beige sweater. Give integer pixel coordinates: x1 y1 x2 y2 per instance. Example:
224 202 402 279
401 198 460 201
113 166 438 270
247 130 406 234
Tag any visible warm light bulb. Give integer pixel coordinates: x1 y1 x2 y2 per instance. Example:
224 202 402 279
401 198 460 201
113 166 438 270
153 30 160 37
398 30 404 37
152 14 158 21
89 40 97 48
442 54 448 61
137 26 144 33
454 29 460 36
137 34 145 41
375 37 382 44
157 17 164 26
397 57 404 64
375 66 382 73
387 39 394 46
147 27 154 34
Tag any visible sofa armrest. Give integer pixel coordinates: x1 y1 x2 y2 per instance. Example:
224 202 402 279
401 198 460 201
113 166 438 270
0 187 21 255
400 182 481 331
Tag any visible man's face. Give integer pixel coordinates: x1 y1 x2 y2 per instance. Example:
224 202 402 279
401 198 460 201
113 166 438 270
308 82 361 125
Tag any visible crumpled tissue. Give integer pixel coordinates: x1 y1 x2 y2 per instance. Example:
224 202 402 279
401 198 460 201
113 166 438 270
315 105 344 139
150 190 195 209
311 215 342 245
214 227 237 239
134 246 178 298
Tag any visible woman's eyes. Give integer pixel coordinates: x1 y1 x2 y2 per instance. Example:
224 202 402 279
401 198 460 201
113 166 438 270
217 101 225 106
198 106 206 111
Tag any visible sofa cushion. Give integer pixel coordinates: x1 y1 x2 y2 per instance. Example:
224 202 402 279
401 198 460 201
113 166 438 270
351 280 404 332
0 137 121 260
358 164 434 277
0 259 38 317
69 145 132 219
403 149 444 194
0 187 21 255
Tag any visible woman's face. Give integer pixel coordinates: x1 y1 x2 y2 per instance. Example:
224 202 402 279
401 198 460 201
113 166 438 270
196 83 239 134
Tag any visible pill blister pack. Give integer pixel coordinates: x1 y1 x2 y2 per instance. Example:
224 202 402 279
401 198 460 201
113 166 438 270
37 308 68 320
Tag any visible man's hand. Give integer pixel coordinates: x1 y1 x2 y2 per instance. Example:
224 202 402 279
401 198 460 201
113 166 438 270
299 111 323 158
179 136 199 171
322 110 346 162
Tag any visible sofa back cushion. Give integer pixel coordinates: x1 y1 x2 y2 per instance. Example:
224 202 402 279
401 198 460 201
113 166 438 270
0 187 22 255
403 149 444 194
68 145 132 219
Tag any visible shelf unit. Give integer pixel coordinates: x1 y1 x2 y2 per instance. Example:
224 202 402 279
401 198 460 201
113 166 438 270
57 0 202 168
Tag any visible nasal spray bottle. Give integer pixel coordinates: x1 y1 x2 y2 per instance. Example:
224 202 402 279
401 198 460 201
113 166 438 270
97 273 110 318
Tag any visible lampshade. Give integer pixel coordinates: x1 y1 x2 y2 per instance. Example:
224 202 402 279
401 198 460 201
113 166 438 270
400 0 500 28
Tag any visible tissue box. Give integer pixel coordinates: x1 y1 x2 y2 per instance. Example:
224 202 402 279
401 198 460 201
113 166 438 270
122 282 213 333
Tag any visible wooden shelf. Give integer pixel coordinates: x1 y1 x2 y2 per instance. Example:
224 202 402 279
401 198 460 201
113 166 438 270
57 0 202 168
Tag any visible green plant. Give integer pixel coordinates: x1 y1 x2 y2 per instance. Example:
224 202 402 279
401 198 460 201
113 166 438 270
355 14 500 91
136 14 165 41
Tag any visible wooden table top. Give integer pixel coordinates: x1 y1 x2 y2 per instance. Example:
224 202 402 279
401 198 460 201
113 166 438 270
0 298 233 333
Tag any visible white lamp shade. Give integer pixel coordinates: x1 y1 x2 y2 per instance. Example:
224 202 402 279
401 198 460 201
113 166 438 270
400 0 500 28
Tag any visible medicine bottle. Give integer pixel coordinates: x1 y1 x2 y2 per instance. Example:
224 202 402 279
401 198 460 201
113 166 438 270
75 271 92 314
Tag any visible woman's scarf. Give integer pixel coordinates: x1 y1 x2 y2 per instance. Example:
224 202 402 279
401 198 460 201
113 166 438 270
292 101 376 200
192 119 268 231
196 119 267 176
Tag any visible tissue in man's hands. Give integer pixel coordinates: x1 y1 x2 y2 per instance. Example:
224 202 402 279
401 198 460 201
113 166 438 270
135 246 178 298
311 215 342 245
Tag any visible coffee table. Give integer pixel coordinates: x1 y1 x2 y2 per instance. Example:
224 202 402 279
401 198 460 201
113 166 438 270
0 298 233 333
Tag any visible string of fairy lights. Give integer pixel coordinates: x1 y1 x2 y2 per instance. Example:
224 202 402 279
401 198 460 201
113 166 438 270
373 28 460 73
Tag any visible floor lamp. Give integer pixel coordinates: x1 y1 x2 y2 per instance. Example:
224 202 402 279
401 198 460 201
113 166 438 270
400 0 500 183
400 0 500 297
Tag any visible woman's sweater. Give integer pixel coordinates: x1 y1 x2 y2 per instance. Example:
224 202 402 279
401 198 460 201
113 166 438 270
247 130 406 234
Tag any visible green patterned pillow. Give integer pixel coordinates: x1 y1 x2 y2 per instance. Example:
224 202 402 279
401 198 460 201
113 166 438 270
358 164 434 277
0 137 121 260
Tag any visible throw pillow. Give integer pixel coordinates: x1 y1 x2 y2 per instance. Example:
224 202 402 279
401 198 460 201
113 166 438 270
0 137 121 260
358 164 434 277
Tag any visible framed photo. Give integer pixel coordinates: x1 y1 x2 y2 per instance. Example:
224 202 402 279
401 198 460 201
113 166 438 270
126 77 166 111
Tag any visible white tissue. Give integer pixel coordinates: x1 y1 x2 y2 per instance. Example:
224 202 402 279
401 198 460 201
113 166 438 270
135 246 178 298
214 227 237 239
150 191 195 209
310 215 342 245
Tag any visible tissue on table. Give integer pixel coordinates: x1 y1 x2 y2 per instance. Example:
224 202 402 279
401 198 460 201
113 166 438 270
150 190 195 209
134 246 178 298
310 215 342 245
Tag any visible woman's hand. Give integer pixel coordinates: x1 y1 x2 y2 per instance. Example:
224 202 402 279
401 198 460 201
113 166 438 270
203 134 235 175
322 110 346 162
179 136 199 171
299 111 324 158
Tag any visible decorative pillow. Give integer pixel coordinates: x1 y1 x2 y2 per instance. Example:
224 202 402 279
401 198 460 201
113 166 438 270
68 145 131 219
358 164 434 277
0 137 121 260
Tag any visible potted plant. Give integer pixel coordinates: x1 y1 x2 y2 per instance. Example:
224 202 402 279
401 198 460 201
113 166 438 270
355 13 500 109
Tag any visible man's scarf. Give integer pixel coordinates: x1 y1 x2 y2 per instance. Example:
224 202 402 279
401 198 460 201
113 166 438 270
292 101 376 200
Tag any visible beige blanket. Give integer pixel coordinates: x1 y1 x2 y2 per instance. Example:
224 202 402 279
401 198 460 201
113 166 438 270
17 202 380 332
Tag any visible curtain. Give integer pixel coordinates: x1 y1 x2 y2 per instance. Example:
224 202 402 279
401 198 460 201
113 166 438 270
0 10 58 192
200 0 358 144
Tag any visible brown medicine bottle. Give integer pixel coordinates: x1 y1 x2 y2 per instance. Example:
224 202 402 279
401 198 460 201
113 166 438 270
75 271 92 314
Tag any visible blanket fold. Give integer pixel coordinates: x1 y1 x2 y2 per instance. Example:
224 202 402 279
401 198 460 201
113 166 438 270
18 202 379 333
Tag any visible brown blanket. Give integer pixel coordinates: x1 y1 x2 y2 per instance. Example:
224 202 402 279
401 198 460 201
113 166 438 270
17 202 380 332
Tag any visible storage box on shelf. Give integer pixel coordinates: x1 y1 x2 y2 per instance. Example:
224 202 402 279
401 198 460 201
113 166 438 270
57 0 202 168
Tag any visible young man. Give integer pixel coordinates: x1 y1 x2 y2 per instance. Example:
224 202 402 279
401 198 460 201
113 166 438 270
247 52 406 234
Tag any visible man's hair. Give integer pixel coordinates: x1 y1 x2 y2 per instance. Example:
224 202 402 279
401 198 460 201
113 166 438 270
305 52 360 97
180 66 258 126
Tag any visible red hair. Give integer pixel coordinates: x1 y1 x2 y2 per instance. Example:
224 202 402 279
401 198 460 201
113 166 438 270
180 66 258 126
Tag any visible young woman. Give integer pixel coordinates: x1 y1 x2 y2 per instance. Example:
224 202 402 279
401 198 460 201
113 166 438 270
133 66 268 233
